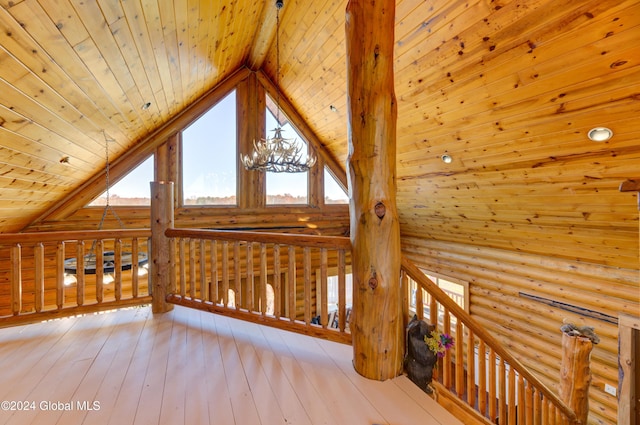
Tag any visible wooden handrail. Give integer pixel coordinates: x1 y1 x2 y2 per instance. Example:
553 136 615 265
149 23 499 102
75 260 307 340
401 256 580 425
0 229 151 244
165 228 351 249
163 227 353 344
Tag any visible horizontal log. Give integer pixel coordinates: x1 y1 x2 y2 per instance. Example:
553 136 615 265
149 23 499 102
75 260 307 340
166 228 351 249
0 297 151 329
166 294 352 345
0 229 151 245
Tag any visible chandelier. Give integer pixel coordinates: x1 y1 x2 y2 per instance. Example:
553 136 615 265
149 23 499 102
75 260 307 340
241 0 316 173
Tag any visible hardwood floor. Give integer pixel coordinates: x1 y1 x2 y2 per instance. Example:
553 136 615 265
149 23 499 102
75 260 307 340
0 305 463 425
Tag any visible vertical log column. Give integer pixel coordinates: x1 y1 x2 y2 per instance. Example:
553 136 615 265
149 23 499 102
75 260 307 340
237 72 265 209
346 0 402 380
559 330 595 424
151 181 175 313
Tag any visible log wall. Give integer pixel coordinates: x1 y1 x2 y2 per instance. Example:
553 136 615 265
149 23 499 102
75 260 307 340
402 236 638 425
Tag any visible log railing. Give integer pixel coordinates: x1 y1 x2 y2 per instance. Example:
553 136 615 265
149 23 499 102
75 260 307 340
163 228 353 344
401 257 580 425
0 229 152 327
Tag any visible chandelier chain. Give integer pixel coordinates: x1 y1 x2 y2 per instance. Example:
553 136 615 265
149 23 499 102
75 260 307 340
275 1 282 125
240 0 316 173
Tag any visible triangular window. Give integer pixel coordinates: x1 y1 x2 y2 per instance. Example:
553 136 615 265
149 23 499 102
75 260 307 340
324 167 348 204
89 155 154 206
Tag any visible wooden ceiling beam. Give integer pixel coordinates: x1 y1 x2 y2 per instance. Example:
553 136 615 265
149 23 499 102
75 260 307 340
245 1 279 71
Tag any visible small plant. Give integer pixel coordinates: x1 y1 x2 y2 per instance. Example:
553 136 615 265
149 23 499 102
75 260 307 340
424 329 455 358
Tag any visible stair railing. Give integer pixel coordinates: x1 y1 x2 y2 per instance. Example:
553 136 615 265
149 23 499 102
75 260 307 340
401 257 580 425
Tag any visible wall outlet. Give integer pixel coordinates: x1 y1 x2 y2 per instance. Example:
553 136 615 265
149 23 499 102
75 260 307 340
604 383 617 396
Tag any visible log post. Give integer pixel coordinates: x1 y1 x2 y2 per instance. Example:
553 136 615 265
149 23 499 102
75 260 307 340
151 181 175 313
346 0 403 380
559 329 596 424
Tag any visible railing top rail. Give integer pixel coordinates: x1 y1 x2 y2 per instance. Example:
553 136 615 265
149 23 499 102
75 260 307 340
0 229 151 245
401 257 580 424
165 228 352 250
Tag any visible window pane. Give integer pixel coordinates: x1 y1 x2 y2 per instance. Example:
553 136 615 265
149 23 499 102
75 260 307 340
265 103 308 205
89 155 154 206
182 91 237 205
324 168 348 204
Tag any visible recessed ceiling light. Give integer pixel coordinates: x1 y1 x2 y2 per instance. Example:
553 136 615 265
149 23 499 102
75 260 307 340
441 154 452 164
587 127 612 142
142 102 152 110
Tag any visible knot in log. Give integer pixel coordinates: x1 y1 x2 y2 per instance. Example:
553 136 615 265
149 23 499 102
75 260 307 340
368 276 378 290
374 202 386 219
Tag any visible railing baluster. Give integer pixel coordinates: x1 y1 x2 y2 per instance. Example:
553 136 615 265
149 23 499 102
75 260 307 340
179 238 186 298
222 241 229 307
234 241 241 309
114 238 122 301
401 271 409 329
288 246 296 321
508 365 516 424
443 307 452 388
489 348 497 422
432 295 442 377
246 242 254 311
499 359 506 425
456 319 464 398
533 388 540 425
338 249 346 332
429 292 437 332
76 240 85 306
210 240 218 303
131 238 139 298
303 247 311 325
56 242 65 309
478 339 487 417
273 244 281 317
319 248 328 328
466 328 476 407
519 375 527 425
34 243 44 313
96 241 104 303
200 239 207 301
260 243 267 315
10 244 22 315
189 238 196 299
169 236 176 300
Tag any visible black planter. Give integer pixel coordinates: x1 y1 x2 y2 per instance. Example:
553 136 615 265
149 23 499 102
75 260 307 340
405 316 438 393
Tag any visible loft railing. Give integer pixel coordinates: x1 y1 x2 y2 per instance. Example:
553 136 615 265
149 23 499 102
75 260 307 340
163 228 353 344
0 229 152 327
0 221 579 424
401 257 579 425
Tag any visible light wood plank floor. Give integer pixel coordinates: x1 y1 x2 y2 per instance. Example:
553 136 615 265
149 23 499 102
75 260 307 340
0 305 463 425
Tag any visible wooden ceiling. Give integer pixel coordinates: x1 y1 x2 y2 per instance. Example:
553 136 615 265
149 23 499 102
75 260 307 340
0 0 638 269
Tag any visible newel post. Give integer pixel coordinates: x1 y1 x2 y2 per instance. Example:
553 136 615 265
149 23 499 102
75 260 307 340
150 181 175 313
559 323 599 424
346 0 403 380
